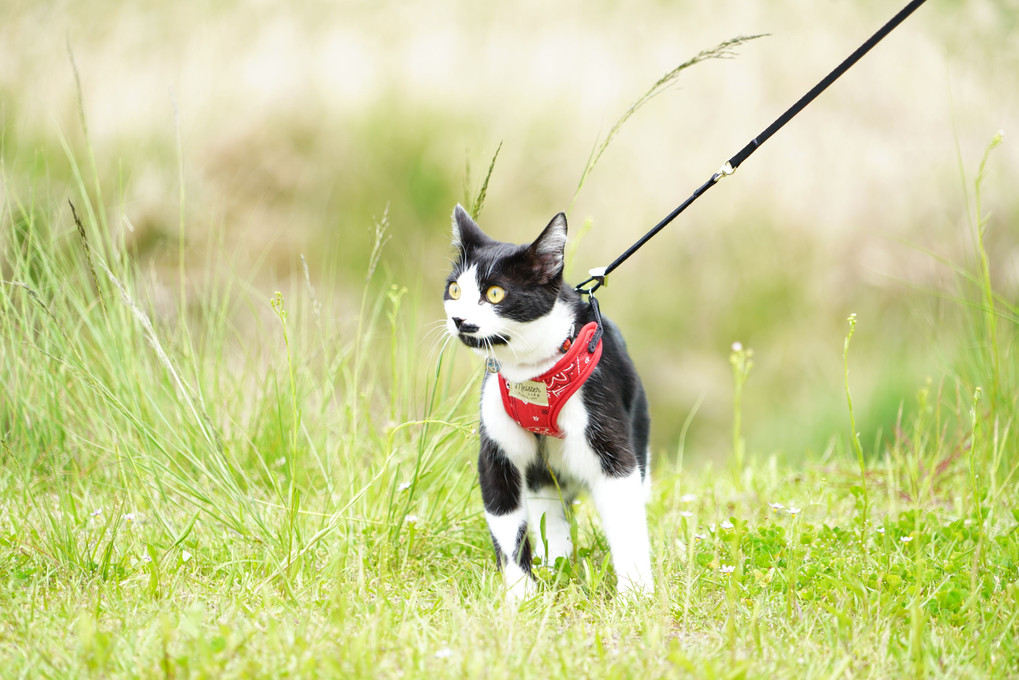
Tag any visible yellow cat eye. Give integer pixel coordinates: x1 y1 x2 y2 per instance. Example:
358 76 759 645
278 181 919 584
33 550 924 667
448 282 461 300
486 286 506 304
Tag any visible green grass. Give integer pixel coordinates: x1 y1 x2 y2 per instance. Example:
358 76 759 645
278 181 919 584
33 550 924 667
2 138 1018 679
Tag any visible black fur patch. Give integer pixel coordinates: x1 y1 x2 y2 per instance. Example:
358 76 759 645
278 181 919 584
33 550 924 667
477 427 523 516
512 521 532 570
524 459 556 492
572 307 650 480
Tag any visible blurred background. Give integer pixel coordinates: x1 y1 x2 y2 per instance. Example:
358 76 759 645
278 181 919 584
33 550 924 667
2 0 1017 462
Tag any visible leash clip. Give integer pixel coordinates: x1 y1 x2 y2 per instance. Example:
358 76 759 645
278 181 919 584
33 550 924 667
575 266 608 295
715 161 735 180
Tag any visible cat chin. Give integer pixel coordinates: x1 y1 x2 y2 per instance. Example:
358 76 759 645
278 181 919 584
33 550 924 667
459 299 576 381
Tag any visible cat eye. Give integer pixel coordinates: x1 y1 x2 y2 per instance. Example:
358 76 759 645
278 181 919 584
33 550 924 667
448 282 461 300
486 286 506 304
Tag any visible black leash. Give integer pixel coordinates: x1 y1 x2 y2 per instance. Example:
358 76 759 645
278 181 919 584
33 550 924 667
576 0 929 296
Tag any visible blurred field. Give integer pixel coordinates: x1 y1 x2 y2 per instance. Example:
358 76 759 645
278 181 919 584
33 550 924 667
3 0 1017 455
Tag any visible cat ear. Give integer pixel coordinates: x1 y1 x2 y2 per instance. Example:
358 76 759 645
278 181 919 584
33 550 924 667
451 204 489 251
527 212 567 283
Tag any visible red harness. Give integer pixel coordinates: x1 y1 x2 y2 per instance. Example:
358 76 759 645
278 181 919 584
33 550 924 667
498 322 603 438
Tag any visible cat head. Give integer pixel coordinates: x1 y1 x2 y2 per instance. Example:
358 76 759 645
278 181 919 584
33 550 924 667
444 205 574 367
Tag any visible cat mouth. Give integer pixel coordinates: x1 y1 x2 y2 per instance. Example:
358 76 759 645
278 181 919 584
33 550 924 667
456 332 509 349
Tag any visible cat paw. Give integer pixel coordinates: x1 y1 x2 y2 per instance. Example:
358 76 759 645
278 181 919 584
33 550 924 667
504 573 535 604
616 573 655 601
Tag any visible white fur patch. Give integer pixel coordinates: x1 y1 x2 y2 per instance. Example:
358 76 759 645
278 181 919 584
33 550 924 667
486 509 534 601
527 490 573 565
443 265 488 335
491 298 575 383
480 377 539 468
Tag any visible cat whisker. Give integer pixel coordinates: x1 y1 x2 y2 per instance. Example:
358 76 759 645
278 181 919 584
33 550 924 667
422 332 449 356
490 327 526 362
423 319 451 339
423 334 448 362
429 335 455 367
424 324 456 362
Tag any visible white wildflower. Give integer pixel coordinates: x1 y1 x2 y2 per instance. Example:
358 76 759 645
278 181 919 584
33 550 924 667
434 648 453 659
720 519 734 530
131 553 152 568
719 565 736 574
398 481 412 492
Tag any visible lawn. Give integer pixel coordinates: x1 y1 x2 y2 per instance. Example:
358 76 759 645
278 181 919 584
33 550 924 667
2 140 1017 676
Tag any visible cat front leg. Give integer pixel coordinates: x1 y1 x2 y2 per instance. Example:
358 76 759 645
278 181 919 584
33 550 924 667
478 439 534 602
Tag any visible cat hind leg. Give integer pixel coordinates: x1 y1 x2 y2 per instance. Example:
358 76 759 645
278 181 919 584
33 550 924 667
590 470 653 597
526 487 573 567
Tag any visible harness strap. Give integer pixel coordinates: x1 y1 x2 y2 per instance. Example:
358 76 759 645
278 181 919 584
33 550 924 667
498 322 603 438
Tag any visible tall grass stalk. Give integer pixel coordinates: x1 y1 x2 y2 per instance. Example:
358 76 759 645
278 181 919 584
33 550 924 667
729 342 753 487
967 131 1005 409
570 34 765 210
467 142 502 221
843 313 870 533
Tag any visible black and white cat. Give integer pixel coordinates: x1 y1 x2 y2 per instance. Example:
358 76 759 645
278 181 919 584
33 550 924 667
443 204 652 600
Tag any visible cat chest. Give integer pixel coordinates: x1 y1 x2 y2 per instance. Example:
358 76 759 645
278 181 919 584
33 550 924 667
482 379 601 482
496 322 603 438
